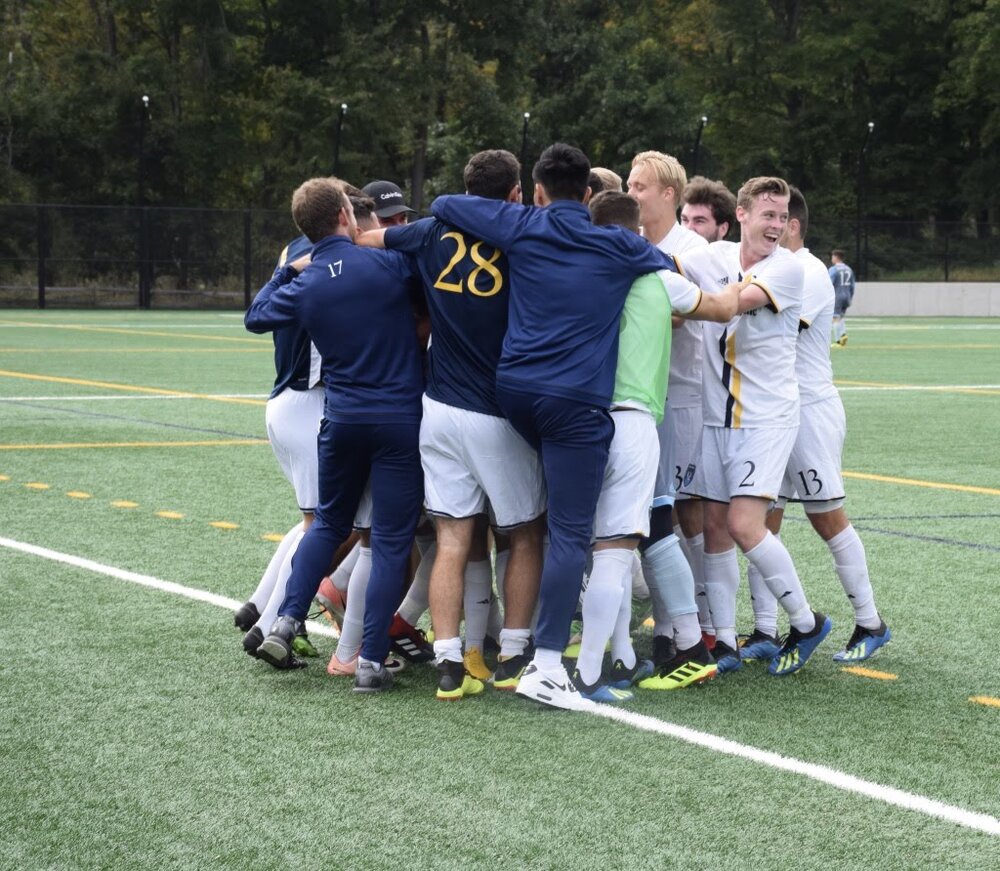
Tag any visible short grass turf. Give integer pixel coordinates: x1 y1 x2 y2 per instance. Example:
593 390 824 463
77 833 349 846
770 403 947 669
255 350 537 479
1 312 999 870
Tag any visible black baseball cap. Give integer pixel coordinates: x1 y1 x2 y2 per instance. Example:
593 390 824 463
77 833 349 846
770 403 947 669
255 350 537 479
362 180 416 218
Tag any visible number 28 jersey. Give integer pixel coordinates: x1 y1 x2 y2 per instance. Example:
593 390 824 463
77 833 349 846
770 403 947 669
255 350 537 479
386 217 509 417
677 241 803 429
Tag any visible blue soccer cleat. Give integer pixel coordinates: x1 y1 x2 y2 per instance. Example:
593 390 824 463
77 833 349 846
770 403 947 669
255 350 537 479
833 620 891 663
739 629 782 663
713 640 743 674
769 612 832 676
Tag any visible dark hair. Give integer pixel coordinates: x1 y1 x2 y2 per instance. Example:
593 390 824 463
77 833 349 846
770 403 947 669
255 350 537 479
291 177 347 243
588 171 605 196
682 176 737 233
464 149 521 200
831 248 846 260
589 190 640 234
349 194 376 225
532 143 591 202
787 185 809 239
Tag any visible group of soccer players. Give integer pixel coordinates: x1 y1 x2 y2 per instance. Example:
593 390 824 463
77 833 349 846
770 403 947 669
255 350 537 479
233 143 891 711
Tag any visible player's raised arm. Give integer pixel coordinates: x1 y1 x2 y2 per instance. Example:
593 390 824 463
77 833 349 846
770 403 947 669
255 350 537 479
429 194 524 251
355 228 387 249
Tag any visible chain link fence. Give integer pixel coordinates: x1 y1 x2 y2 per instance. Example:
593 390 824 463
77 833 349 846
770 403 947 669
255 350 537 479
1 205 998 309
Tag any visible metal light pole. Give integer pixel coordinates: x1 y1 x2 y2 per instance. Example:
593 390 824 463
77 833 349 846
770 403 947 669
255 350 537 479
691 115 708 177
520 111 531 204
334 103 347 176
855 120 874 279
138 95 150 207
138 95 152 308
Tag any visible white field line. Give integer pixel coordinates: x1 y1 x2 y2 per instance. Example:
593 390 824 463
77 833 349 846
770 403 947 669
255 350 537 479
0 393 270 402
837 384 1000 391
849 323 1000 331
1 535 997 838
0 535 338 640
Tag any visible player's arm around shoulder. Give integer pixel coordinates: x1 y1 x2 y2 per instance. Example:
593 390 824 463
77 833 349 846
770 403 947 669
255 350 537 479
244 262 302 334
429 194 525 251
666 270 750 322
741 251 804 314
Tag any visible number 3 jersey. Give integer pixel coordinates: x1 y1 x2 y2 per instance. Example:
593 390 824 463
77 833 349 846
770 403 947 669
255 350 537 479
676 241 803 429
385 217 510 418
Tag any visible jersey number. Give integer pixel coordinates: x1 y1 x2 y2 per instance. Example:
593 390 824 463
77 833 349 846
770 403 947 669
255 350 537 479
433 231 503 297
327 260 342 278
797 469 823 496
738 461 756 488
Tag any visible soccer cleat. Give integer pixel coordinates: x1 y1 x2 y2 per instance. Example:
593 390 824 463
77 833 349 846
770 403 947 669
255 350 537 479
491 653 530 690
291 627 319 658
516 663 597 712
242 625 264 658
739 629 782 662
436 660 486 701
837 335 848 347
713 640 742 674
233 601 260 632
608 658 655 689
388 614 434 663
562 620 585 659
314 577 347 626
463 647 492 681
353 659 394 693
573 670 634 704
769 611 833 676
652 634 677 668
833 620 891 663
328 652 406 676
257 615 306 670
639 640 717 690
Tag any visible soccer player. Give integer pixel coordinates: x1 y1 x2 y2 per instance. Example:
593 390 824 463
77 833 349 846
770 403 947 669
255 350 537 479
431 143 677 711
363 180 415 227
576 191 748 702
626 150 710 669
829 248 855 346
741 188 890 664
678 176 832 677
245 177 425 692
681 176 737 243
591 167 624 193
358 149 546 701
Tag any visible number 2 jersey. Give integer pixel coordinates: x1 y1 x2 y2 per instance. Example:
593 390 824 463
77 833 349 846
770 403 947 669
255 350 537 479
677 241 803 429
385 217 509 418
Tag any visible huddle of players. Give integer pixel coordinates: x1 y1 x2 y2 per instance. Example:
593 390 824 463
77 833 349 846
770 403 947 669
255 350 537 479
236 144 891 710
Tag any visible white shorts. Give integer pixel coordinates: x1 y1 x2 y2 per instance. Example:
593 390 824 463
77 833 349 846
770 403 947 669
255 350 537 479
265 387 323 512
354 481 372 531
699 425 798 503
780 395 847 502
593 410 658 540
654 403 703 506
419 395 545 530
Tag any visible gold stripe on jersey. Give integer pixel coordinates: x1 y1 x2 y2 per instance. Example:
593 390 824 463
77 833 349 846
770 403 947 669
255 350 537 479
673 255 687 277
749 278 781 312
278 244 290 267
725 330 743 428
686 286 704 315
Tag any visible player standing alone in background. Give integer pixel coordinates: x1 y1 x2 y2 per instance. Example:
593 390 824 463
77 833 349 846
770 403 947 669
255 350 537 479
829 248 856 347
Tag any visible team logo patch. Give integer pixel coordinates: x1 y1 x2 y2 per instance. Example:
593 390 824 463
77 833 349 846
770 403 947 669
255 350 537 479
683 463 696 487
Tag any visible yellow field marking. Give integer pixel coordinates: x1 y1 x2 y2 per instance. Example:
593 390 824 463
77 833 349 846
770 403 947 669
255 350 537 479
0 439 268 451
0 369 266 406
836 378 1000 397
155 510 185 520
841 666 898 681
0 319 267 345
843 471 1000 497
642 617 654 628
262 533 285 542
111 500 140 509
868 344 998 351
209 521 240 530
0 474 9 481
66 491 91 500
970 696 1000 709
24 482 50 490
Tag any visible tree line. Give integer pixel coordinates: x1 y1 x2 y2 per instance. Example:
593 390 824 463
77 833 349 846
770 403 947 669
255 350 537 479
2 0 997 230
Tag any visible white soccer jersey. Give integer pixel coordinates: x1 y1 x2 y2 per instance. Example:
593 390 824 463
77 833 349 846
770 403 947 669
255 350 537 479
678 241 803 429
792 247 838 406
657 223 709 409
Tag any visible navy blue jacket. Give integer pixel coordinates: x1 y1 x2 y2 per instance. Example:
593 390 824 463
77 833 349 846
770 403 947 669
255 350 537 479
267 234 318 398
430 196 676 407
245 234 423 424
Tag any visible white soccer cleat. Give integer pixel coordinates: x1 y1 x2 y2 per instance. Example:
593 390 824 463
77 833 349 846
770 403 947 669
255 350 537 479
515 663 598 712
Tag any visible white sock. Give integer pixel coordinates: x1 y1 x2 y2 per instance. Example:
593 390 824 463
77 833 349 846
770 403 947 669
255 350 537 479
672 613 702 651
249 522 303 608
254 527 304 634
494 548 510 607
827 525 880 628
532 647 563 671
744 532 815 633
330 540 361 593
334 546 371 661
462 559 493 651
643 535 698 639
433 636 462 665
610 586 636 670
683 532 712 632
746 562 779 636
578 549 631 685
629 551 649 599
486 592 504 642
702 548 740 648
499 627 530 659
640 552 672 639
397 541 434 626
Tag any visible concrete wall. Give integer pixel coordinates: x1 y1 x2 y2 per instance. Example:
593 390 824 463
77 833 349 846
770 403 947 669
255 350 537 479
852 282 1000 316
